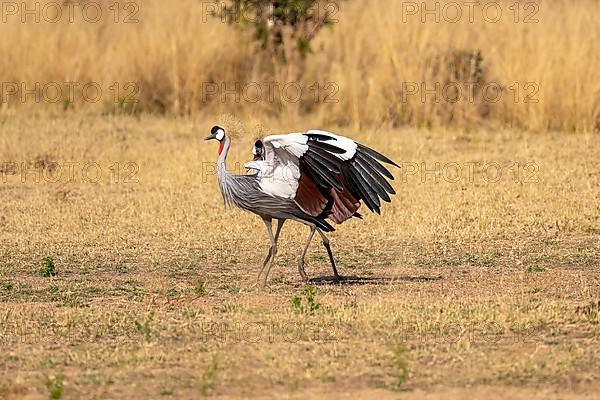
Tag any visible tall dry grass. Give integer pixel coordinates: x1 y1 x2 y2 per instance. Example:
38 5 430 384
0 0 598 131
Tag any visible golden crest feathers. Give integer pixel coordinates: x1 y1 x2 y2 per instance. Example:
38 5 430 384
212 114 270 143
216 113 245 138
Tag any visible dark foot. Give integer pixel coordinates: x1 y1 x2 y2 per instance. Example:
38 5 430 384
298 262 308 282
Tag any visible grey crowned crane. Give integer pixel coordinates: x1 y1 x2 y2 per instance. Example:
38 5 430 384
205 125 399 286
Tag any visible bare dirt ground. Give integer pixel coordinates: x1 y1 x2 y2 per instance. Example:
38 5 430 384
0 114 599 399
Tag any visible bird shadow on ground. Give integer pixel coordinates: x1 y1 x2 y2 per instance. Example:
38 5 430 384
307 274 443 286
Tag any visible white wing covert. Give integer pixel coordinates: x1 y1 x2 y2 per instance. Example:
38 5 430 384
252 134 308 199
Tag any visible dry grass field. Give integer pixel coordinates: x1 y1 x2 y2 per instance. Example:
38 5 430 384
0 114 599 398
0 0 599 131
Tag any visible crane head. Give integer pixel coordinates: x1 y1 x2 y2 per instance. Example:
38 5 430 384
205 125 226 142
252 140 264 161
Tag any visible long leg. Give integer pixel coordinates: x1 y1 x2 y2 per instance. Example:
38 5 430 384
274 219 286 243
261 219 285 286
257 219 286 284
297 226 316 282
316 229 342 283
256 218 274 283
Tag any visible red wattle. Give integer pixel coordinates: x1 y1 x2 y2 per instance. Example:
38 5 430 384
218 141 224 155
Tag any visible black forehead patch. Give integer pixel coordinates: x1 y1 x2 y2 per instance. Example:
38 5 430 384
211 125 223 134
254 140 263 148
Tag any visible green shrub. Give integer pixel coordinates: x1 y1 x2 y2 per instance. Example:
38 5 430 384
194 279 207 296
39 257 57 277
292 285 321 314
213 0 343 60
45 373 65 399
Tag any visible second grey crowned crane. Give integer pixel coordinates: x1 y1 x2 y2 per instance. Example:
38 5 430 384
205 125 399 286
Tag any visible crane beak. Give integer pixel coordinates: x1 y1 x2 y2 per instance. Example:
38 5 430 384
204 133 216 141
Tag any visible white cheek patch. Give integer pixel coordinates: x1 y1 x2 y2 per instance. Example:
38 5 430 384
216 129 225 141
252 146 258 156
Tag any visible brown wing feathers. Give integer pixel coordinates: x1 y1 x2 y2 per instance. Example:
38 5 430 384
328 174 361 223
294 135 398 223
295 171 328 217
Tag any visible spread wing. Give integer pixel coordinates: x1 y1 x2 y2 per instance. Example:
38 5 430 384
254 131 399 223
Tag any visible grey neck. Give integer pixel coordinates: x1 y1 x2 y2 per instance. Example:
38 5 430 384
217 135 231 176
216 136 232 206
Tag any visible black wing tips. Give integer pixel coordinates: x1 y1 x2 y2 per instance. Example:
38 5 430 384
301 132 401 218
305 132 399 168
357 143 400 168
341 145 399 214
307 214 336 232
291 208 336 232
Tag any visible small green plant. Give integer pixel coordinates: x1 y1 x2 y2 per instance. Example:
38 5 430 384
83 286 101 295
219 284 240 294
292 285 321 314
39 257 57 277
47 284 60 301
194 279 207 296
1 281 13 291
114 262 130 274
292 295 302 310
45 373 65 399
465 253 496 268
527 265 546 273
392 345 409 389
217 303 240 313
199 355 219 396
166 287 180 298
304 286 320 312
134 312 154 340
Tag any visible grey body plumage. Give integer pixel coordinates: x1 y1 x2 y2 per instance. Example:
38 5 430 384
216 135 332 230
